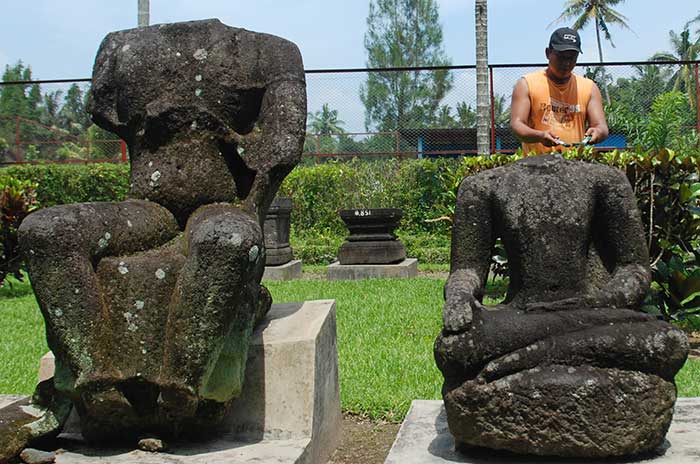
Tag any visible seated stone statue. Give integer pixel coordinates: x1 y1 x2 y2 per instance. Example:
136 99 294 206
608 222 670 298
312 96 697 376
17 19 306 442
435 154 689 458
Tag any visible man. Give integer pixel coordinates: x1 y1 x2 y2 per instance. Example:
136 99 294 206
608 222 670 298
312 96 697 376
510 27 609 154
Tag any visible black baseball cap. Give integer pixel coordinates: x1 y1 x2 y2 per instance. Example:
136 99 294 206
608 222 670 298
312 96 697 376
549 27 583 54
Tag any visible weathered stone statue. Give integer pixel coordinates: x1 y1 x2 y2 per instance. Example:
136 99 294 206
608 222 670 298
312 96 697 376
435 154 689 458
16 19 306 444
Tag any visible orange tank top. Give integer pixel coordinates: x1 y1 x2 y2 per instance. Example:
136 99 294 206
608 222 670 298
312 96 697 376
521 70 593 155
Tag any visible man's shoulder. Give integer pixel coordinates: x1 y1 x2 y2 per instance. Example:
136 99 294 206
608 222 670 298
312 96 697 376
523 69 547 81
573 73 595 87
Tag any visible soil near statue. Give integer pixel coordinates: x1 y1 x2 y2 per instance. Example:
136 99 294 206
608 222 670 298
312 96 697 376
329 413 400 464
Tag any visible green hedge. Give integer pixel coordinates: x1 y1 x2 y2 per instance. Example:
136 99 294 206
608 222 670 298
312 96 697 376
3 149 700 269
0 163 129 207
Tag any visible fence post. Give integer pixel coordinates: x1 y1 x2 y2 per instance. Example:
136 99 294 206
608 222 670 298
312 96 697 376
395 131 400 160
695 63 700 133
15 116 22 162
489 67 496 154
121 140 127 163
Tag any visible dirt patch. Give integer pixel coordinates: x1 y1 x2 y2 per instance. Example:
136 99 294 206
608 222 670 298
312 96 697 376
686 330 700 359
328 413 401 464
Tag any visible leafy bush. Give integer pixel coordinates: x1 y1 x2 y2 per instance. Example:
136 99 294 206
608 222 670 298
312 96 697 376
280 157 457 236
0 177 38 286
0 163 129 206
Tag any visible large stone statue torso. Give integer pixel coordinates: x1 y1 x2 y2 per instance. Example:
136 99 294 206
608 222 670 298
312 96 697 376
15 19 307 444
436 155 689 458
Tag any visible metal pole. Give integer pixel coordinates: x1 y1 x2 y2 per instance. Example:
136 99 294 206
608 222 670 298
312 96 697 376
489 67 496 154
138 0 150 28
15 116 22 162
695 63 700 133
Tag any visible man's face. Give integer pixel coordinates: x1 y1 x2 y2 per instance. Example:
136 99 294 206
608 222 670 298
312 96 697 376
546 48 579 80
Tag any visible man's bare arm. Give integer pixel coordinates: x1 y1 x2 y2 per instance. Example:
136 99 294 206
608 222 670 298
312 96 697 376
510 78 560 147
585 83 609 144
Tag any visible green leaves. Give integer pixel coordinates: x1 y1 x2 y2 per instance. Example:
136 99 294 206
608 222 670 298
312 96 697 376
0 176 38 286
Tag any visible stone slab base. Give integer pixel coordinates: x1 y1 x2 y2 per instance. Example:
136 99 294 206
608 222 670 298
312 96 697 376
385 399 700 464
263 259 303 281
17 300 340 464
0 395 24 409
327 258 418 280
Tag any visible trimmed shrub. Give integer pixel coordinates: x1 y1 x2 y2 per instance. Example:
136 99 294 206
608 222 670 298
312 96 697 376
1 163 129 206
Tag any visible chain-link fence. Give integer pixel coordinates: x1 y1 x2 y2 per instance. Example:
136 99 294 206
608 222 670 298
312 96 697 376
1 61 698 164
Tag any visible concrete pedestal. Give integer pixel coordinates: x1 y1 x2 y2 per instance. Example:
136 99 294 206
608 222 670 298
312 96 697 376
327 258 418 280
26 300 341 464
263 259 303 281
385 399 700 464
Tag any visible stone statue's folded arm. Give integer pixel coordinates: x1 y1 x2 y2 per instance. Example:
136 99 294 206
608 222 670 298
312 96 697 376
443 177 494 333
588 168 652 309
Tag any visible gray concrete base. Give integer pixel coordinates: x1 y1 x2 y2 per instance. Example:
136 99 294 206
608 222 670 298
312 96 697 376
385 399 700 464
0 395 24 409
15 300 340 464
327 258 418 280
263 259 303 281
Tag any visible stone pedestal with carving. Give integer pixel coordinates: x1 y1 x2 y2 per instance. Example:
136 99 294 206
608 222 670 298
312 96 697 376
328 208 416 279
265 197 294 266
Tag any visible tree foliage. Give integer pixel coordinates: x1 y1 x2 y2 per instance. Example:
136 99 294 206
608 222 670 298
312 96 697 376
552 0 634 103
360 0 453 132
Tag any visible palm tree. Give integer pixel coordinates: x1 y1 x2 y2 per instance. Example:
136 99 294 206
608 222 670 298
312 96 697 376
138 0 149 27
651 27 700 108
492 94 511 128
308 103 345 135
551 0 634 104
475 0 489 155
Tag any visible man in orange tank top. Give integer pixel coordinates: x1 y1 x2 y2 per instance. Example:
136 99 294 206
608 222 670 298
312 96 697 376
510 27 608 155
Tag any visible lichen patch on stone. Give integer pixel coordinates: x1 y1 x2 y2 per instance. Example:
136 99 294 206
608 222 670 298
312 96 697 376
193 48 208 60
118 262 129 274
248 245 259 262
134 300 145 310
155 268 166 280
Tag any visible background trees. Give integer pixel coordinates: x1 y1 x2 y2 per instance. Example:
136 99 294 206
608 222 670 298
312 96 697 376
552 0 633 104
360 0 453 132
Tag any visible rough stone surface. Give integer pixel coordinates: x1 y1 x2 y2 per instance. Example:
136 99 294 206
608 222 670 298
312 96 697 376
385 399 700 464
37 301 340 464
264 197 294 266
15 19 306 445
137 437 167 452
19 448 56 464
435 155 689 457
0 381 70 463
327 258 418 280
263 259 303 281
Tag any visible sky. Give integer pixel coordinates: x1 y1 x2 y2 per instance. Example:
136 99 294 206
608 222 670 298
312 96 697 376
1 1 698 132
2 0 698 79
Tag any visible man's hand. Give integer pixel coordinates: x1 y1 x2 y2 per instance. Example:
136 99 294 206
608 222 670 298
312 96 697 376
585 127 606 144
539 130 561 147
443 291 483 333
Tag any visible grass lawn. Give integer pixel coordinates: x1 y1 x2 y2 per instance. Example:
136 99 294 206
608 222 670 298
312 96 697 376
1 275 698 421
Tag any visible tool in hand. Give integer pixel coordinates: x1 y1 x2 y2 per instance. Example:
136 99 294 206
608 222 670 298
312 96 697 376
555 135 593 147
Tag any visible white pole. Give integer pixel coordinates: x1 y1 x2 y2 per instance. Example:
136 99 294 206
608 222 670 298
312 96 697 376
138 0 150 28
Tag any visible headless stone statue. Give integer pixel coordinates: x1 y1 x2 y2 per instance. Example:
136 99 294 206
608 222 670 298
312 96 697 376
14 19 306 444
435 154 689 458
